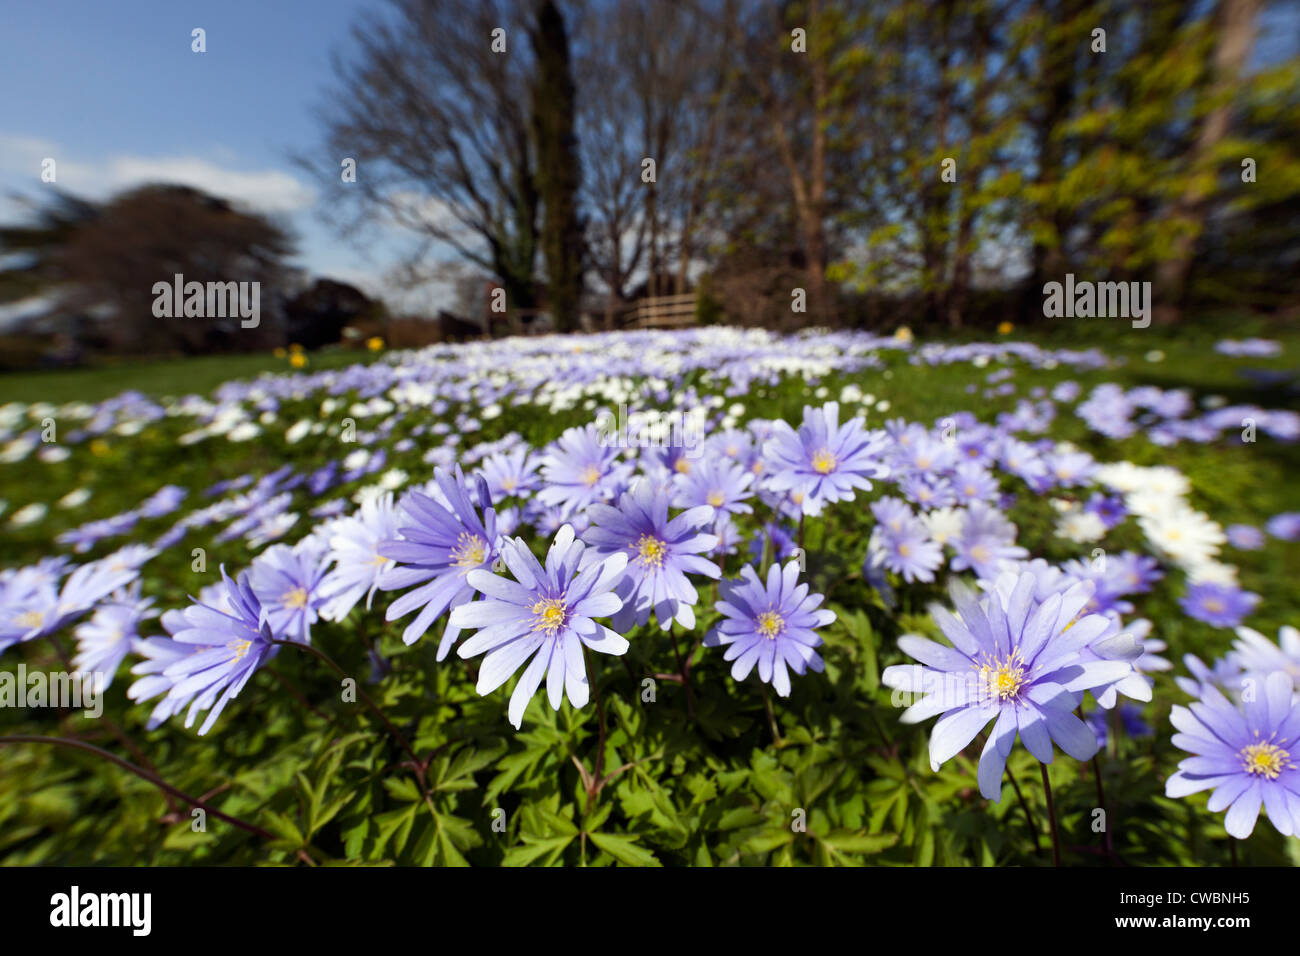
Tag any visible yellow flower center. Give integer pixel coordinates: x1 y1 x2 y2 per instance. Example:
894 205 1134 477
282 587 309 609
1240 741 1290 780
529 597 568 637
635 534 668 569
581 465 602 487
811 449 837 474
451 532 487 570
978 652 1028 701
674 458 692 475
228 639 252 661
707 491 725 507
757 611 786 640
502 477 517 492
16 610 45 630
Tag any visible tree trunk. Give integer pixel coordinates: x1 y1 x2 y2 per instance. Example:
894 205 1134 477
530 0 582 333
948 2 989 330
1021 0 1080 325
1154 0 1261 324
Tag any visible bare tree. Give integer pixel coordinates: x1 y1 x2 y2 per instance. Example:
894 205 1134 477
686 0 874 323
310 0 540 313
575 7 649 325
577 0 727 324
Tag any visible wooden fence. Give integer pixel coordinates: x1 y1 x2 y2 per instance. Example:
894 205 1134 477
618 293 698 330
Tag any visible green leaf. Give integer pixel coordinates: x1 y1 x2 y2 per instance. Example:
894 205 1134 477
502 835 573 867
820 831 899 855
261 810 304 846
371 804 419 857
588 832 661 867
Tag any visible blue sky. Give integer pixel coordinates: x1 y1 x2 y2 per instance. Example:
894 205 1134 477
0 0 429 308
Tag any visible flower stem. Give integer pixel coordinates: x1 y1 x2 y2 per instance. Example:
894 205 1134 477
270 638 420 771
581 646 608 811
272 638 445 827
266 663 334 724
1091 753 1114 860
46 634 178 814
680 636 702 721
0 735 274 840
1040 762 1061 867
760 682 781 746
667 628 700 720
1007 768 1041 856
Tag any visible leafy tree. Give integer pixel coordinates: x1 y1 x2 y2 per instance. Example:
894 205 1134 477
0 191 99 305
1 184 291 354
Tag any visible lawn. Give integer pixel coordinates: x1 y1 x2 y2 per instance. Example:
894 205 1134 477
0 347 380 406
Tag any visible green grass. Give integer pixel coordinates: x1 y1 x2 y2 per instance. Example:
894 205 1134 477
0 347 381 405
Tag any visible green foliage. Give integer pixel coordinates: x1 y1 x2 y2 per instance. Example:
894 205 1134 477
1 320 1297 866
832 0 1300 325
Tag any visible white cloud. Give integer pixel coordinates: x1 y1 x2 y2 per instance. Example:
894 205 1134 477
0 133 315 214
103 156 314 212
0 134 457 314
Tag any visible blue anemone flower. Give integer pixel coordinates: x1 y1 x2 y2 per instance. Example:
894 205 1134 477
249 542 330 645
582 480 720 632
379 466 498 657
1166 672 1300 838
536 424 631 518
762 402 888 516
141 568 277 736
705 560 835 697
450 525 629 729
882 572 1138 800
